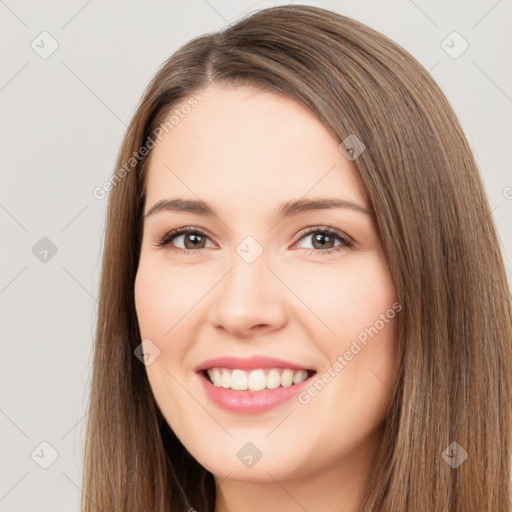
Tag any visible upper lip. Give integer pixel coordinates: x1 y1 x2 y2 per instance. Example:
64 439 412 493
194 355 316 372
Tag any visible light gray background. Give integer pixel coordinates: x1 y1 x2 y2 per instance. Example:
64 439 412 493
1 1 510 510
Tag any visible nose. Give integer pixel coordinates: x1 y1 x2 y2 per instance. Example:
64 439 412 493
209 251 288 339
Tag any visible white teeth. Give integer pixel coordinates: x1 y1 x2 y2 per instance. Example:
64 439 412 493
281 369 294 387
247 369 267 391
206 367 312 391
231 369 248 390
221 370 231 389
266 369 281 389
293 369 308 384
211 368 221 385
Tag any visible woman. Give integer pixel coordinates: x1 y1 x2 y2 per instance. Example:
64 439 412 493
81 4 512 511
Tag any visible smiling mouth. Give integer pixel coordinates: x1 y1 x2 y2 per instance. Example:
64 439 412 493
201 367 317 393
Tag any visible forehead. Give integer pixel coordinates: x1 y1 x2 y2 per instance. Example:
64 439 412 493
144 84 368 212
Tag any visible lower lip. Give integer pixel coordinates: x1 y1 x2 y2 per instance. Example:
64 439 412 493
197 371 315 414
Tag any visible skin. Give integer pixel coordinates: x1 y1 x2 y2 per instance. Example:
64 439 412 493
134 84 399 512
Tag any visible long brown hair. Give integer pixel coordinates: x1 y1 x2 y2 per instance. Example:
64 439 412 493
81 5 512 511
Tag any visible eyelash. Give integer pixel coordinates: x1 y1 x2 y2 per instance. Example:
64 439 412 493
153 226 353 256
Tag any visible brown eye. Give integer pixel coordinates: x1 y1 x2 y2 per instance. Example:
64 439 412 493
155 227 214 252
154 226 352 256
310 232 336 250
295 227 352 255
182 233 207 249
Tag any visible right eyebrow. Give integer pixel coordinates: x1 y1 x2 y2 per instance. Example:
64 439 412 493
144 199 215 218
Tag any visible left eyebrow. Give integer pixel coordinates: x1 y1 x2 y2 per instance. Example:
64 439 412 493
143 197 374 219
277 198 373 217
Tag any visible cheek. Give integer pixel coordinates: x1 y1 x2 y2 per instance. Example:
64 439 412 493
134 259 204 341
134 262 197 417
289 254 398 343
290 253 399 413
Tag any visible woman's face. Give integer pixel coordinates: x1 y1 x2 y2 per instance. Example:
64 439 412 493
134 84 399 486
